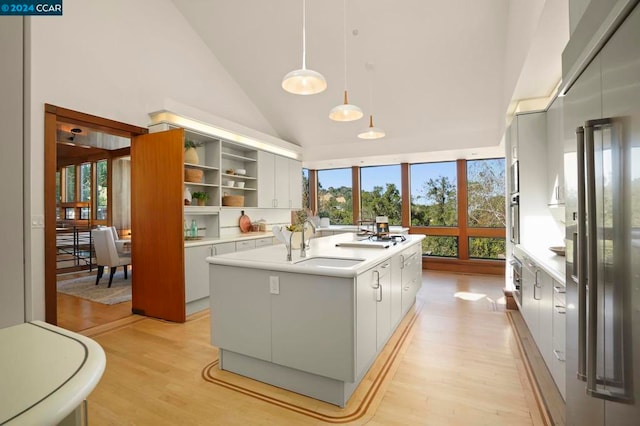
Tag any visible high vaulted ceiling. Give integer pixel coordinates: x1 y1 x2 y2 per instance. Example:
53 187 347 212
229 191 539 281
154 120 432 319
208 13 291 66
171 0 569 169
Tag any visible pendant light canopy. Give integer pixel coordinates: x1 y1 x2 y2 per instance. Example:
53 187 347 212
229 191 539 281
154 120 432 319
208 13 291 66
329 0 362 121
282 0 327 95
358 115 386 139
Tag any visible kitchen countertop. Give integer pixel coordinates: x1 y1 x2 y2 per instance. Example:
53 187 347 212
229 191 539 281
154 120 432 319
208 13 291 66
514 244 566 284
206 232 425 277
184 231 275 248
0 321 106 425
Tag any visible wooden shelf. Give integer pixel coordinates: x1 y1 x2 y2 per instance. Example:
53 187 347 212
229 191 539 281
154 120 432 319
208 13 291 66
221 173 255 180
221 186 256 191
184 163 219 170
221 151 256 162
184 182 219 188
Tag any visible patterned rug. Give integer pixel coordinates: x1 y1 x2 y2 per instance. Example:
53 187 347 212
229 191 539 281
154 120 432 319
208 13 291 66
57 270 131 305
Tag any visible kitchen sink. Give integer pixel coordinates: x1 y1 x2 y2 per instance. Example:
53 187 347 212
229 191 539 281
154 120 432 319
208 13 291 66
294 257 365 268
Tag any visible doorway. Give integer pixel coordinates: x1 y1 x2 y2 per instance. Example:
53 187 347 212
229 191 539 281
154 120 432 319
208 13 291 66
44 104 148 329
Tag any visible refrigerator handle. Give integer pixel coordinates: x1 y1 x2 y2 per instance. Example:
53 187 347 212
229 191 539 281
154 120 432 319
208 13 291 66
576 126 587 382
584 118 631 403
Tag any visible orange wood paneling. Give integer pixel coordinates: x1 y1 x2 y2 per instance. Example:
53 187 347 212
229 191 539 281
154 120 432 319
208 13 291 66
422 257 505 275
309 169 318 214
352 166 360 223
401 163 410 227
44 111 59 324
131 129 186 322
456 159 469 260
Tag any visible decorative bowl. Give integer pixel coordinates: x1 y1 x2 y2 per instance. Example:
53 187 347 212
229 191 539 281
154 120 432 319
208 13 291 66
236 182 245 188
225 180 235 187
548 246 565 256
235 169 246 175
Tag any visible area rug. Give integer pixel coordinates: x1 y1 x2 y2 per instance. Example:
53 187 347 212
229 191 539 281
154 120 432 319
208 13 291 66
57 271 131 305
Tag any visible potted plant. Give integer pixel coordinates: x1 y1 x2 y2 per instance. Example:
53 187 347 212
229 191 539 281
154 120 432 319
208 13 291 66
191 191 209 206
184 139 202 164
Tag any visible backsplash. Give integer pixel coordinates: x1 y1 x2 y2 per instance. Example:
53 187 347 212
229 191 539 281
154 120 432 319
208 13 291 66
219 208 293 237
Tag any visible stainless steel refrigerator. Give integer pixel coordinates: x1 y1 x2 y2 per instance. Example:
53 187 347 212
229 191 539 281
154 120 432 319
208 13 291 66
563 3 640 425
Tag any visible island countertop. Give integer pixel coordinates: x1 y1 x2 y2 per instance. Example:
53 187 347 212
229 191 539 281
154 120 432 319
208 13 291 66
206 233 425 277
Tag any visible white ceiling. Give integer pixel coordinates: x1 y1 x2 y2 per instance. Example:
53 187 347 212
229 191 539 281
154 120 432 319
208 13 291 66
171 0 569 169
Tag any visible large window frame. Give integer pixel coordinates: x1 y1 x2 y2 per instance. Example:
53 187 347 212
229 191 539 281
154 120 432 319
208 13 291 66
310 159 506 275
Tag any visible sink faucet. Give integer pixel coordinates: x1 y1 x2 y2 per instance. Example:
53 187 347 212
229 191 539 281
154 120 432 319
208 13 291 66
300 219 316 258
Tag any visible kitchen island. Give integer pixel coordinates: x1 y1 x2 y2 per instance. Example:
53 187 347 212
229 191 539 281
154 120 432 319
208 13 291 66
206 233 424 406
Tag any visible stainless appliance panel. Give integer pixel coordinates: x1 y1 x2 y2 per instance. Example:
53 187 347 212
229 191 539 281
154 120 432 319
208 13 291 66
565 4 640 425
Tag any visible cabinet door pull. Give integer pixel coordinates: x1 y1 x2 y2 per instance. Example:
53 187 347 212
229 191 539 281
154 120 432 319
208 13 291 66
381 263 390 269
554 304 566 314
553 285 566 294
553 349 566 362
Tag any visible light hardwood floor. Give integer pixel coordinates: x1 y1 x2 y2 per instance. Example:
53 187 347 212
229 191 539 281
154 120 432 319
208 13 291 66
56 271 132 332
84 271 544 425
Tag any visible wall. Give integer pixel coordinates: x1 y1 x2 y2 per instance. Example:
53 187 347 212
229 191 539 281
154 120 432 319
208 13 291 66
23 0 285 321
0 17 26 328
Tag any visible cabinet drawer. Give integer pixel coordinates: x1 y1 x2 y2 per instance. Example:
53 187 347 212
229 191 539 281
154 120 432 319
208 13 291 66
235 239 256 252
254 237 273 248
212 242 235 256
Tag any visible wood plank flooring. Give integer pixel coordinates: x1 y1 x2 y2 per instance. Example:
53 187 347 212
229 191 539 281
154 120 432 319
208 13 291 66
84 271 545 425
56 271 132 332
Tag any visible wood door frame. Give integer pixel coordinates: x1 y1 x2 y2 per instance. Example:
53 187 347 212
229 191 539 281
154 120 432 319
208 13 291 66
44 104 148 324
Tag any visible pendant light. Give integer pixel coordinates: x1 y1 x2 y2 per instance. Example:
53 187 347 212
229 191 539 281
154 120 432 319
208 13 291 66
358 64 385 139
329 0 363 121
282 0 327 95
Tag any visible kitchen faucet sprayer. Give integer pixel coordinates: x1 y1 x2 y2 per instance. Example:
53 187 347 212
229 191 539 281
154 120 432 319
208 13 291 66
300 219 316 258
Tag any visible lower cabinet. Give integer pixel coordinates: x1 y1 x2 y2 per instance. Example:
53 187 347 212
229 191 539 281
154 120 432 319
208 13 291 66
401 244 422 316
551 279 566 399
185 245 213 304
519 252 566 399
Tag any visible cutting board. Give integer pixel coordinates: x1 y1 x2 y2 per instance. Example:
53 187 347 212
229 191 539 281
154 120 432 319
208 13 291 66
239 210 251 233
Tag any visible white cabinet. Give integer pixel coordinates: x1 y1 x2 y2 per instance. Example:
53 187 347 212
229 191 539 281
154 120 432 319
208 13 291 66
519 251 565 399
258 151 302 208
254 237 274 248
185 245 213 304
235 239 256 252
212 241 235 256
551 279 566 399
546 97 565 205
374 261 392 350
513 112 548 246
401 244 422 316
289 159 303 209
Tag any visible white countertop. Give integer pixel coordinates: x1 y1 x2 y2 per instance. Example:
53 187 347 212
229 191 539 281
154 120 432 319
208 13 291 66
206 233 425 277
184 231 274 248
0 321 106 425
514 244 566 284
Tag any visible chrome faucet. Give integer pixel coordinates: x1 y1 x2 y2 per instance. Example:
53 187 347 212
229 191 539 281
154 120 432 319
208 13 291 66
300 219 316 258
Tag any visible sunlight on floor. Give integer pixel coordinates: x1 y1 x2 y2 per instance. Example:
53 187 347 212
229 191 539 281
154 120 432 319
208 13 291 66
453 291 487 301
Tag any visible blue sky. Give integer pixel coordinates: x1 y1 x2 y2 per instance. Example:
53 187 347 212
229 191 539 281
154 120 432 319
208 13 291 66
315 162 460 205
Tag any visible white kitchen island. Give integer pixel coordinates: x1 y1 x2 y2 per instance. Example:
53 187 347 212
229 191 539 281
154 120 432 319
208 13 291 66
206 232 424 407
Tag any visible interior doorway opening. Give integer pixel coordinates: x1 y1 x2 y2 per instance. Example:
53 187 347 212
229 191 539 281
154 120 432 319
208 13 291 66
44 104 148 331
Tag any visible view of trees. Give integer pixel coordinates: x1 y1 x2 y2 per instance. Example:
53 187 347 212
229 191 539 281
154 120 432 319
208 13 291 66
309 158 506 260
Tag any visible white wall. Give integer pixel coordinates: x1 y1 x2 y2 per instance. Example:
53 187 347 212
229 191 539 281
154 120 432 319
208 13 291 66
0 17 26 328
24 0 283 321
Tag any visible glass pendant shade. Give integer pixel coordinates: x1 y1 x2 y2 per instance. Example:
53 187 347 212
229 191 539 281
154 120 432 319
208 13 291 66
282 68 327 95
329 90 363 121
358 115 386 139
282 0 326 95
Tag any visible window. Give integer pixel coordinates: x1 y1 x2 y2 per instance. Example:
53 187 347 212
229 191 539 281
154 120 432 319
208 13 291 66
423 236 458 257
467 159 505 227
469 237 506 260
64 165 76 202
360 165 401 225
317 168 352 225
410 162 457 226
80 163 92 202
96 160 108 220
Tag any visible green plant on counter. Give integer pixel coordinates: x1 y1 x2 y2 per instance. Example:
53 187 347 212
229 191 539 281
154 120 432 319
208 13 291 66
184 139 203 149
191 191 209 200
286 224 302 232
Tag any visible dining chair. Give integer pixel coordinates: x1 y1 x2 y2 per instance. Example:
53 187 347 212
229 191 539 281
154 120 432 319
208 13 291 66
92 227 131 287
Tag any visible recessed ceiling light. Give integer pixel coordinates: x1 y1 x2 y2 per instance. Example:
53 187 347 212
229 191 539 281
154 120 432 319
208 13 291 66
70 128 82 134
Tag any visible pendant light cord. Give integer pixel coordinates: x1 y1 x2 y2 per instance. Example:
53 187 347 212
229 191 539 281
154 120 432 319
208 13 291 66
343 0 347 91
302 0 307 70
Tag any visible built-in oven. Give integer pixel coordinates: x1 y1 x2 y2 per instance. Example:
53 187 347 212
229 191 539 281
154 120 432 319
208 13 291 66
509 256 522 307
509 194 520 244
